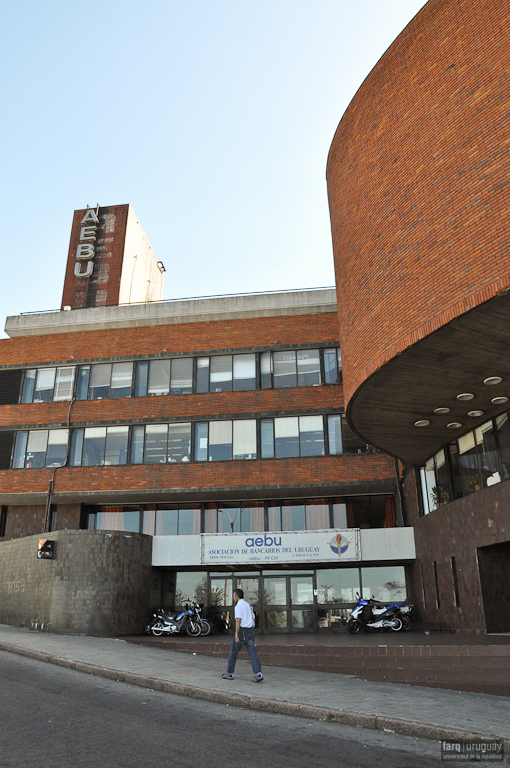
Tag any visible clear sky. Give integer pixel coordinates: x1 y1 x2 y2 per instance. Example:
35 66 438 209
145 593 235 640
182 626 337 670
0 0 427 336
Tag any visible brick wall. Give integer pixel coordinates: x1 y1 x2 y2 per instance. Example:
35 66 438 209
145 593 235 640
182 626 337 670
0 529 152 634
0 312 339 369
327 0 510 406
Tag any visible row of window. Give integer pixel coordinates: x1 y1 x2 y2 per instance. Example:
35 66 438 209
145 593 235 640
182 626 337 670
420 411 510 514
85 495 396 535
20 347 342 404
12 413 374 469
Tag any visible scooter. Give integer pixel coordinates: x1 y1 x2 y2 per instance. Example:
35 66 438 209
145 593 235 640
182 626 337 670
347 594 409 633
146 601 202 637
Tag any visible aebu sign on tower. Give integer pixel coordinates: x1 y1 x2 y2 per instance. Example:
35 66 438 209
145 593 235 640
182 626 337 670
61 204 165 310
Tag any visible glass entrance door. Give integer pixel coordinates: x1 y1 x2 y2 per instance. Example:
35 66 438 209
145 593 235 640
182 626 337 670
262 573 315 632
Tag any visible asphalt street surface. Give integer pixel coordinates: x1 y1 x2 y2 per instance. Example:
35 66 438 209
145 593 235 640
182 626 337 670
0 650 444 767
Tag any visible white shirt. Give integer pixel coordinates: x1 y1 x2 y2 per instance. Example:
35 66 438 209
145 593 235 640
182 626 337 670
234 598 255 628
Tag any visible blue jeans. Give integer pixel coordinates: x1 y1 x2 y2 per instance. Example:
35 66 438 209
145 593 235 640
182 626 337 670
226 627 261 675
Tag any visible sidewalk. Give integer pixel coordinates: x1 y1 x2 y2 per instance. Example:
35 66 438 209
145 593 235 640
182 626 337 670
0 623 509 748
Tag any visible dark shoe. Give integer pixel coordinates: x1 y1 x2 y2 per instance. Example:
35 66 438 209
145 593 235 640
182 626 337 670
222 673 233 680
252 673 264 683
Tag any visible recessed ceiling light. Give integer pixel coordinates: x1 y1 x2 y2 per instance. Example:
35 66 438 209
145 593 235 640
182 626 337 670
434 407 451 415
447 422 463 429
414 420 430 427
467 410 484 418
491 396 509 405
457 393 474 401
484 376 502 386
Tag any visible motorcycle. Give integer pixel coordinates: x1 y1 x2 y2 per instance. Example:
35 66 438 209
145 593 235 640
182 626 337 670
190 598 211 636
146 600 202 637
347 594 413 633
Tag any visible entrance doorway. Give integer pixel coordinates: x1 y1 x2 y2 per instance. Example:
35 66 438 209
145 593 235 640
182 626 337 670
477 541 510 633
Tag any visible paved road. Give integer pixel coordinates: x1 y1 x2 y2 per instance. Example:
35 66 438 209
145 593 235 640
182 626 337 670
0 650 443 768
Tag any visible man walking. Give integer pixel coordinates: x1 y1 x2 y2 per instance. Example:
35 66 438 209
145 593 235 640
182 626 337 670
222 588 263 682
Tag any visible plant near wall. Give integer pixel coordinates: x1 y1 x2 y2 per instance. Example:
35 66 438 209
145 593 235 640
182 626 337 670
467 476 482 494
431 486 450 507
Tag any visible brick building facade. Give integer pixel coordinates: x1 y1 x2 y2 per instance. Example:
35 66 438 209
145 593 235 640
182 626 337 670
0 207 410 634
327 0 510 632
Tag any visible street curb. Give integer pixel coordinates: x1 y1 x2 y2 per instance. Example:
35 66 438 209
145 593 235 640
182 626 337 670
1 640 508 750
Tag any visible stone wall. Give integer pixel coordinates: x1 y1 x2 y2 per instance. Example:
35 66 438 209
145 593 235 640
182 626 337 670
0 529 153 635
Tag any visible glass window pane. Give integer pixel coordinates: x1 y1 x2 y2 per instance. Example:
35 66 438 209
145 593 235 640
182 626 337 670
267 501 281 531
195 422 208 461
131 425 145 464
496 413 510 480
218 503 240 533
12 432 28 468
210 356 233 392
34 369 56 403
361 566 406 602
96 506 140 533
328 415 343 454
142 507 156 536
299 415 325 456
144 424 168 463
261 419 274 458
260 352 272 389
233 419 257 460
168 422 191 463
476 420 502 488
76 366 90 400
70 429 84 466
341 415 369 454
233 354 256 391
264 577 287 605
105 426 129 465
82 427 107 466
155 507 178 535
324 349 339 385
89 364 112 400
305 499 330 529
282 501 305 531
170 358 193 395
110 362 133 399
291 576 314 604
135 361 148 397
297 349 321 387
178 505 201 535
210 577 232 607
26 430 49 468
316 568 360 603
53 367 75 401
45 430 69 467
332 498 348 527
273 351 297 388
274 417 299 458
21 370 36 403
240 502 264 532
174 572 208 607
148 360 170 396
196 358 210 393
209 421 233 461
204 502 217 532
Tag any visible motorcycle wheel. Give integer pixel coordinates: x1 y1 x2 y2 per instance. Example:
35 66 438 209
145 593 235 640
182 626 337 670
186 620 201 637
200 620 211 636
348 620 361 634
150 621 166 637
402 615 412 631
390 617 403 632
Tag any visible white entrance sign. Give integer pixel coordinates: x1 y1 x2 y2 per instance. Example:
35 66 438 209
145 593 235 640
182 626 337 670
201 529 360 565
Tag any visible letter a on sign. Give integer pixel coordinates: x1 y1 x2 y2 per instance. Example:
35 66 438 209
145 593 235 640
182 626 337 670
81 209 99 224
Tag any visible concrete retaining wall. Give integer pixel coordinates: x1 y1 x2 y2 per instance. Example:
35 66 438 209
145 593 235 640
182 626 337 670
0 529 153 635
